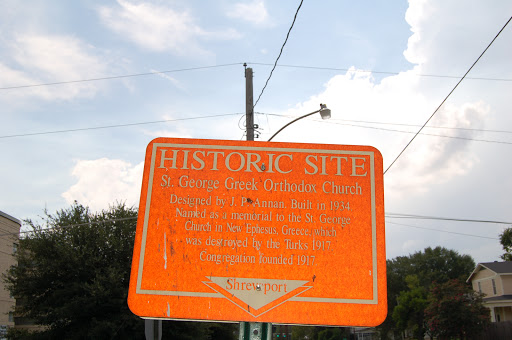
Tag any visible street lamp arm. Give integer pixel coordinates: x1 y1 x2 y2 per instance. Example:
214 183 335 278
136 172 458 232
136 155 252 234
267 104 331 142
267 110 320 141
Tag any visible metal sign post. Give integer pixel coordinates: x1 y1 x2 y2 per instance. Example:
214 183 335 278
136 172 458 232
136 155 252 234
239 322 272 340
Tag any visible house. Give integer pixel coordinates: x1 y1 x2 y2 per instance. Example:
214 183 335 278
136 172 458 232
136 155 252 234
467 261 512 322
0 210 21 337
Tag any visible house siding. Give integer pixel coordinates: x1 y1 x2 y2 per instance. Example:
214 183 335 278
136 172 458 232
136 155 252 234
469 262 512 323
501 275 512 295
0 211 21 331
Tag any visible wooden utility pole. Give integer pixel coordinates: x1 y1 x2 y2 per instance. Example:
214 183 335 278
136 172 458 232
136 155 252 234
245 66 254 141
240 65 272 340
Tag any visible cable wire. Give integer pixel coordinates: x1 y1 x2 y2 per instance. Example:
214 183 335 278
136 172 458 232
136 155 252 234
386 213 512 225
0 63 243 90
384 15 512 175
253 0 304 108
248 62 512 82
0 113 241 139
2 212 510 239
256 112 512 145
387 221 500 240
0 217 137 238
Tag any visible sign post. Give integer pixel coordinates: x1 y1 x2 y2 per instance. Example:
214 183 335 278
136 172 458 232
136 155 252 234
128 137 386 328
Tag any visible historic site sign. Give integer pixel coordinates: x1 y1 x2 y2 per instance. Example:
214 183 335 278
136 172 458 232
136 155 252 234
128 137 387 326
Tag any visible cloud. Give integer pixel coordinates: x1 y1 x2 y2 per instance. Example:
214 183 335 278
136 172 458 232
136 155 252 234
278 68 488 200
62 158 144 212
0 34 108 101
276 0 499 202
99 0 241 56
227 0 270 25
149 69 184 89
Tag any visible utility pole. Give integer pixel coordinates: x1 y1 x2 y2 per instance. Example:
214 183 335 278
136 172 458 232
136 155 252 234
245 65 254 141
240 65 272 340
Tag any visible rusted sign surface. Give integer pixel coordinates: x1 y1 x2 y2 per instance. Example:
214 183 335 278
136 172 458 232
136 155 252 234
128 137 386 326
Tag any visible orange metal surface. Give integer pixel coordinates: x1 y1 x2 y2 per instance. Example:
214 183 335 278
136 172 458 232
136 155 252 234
128 137 386 326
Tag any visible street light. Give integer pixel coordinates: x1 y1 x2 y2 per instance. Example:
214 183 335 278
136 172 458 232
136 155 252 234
267 104 331 141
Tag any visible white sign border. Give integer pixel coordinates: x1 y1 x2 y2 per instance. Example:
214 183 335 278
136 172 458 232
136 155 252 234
136 142 380 305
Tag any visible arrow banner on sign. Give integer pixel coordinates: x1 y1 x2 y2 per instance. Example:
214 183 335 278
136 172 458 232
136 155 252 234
203 277 312 317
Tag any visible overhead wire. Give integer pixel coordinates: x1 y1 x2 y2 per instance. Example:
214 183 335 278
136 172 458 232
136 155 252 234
0 63 244 90
1 213 509 240
253 0 304 109
256 112 512 145
4 110 511 144
384 15 512 175
0 113 241 139
386 221 500 240
386 213 512 225
247 62 512 82
1 61 511 92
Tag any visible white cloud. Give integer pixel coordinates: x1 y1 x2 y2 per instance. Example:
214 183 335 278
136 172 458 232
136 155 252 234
280 68 488 200
62 158 144 213
149 69 184 89
227 0 269 25
99 0 241 56
0 34 108 101
277 0 498 203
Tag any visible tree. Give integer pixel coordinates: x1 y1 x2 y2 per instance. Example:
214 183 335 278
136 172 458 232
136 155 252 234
3 202 236 339
379 247 476 339
392 275 428 339
425 279 490 340
499 227 512 261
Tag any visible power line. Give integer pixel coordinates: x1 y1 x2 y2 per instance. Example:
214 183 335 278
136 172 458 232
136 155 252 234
387 221 500 240
248 62 512 82
3 59 510 93
256 112 512 145
253 0 304 109
259 112 512 134
331 121 512 145
4 110 511 143
0 113 241 139
384 15 512 175
2 212 510 239
329 118 512 135
386 213 512 225
0 63 243 90
0 217 137 238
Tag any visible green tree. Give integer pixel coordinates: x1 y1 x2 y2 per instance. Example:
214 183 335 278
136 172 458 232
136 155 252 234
499 227 512 261
392 275 428 339
425 279 490 340
3 202 236 339
379 247 475 339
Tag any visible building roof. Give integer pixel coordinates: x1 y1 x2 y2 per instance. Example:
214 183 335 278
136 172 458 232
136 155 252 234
0 210 22 225
481 262 512 274
483 295 512 302
467 261 512 282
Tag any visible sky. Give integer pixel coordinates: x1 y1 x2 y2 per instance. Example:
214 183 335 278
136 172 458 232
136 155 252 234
1 0 511 265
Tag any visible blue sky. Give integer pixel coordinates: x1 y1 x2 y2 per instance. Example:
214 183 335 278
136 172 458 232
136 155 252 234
1 0 511 264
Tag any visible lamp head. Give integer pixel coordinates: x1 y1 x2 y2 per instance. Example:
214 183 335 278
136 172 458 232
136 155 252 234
319 103 331 120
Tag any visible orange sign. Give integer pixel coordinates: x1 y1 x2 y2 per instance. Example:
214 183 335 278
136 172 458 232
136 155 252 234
128 137 386 326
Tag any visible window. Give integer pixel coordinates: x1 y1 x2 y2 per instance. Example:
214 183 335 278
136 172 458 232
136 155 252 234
478 281 482 293
8 312 13 323
12 243 18 254
492 279 497 295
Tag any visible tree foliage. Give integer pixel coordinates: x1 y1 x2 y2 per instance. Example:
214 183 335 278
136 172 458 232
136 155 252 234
392 275 428 339
425 279 490 339
499 227 512 261
380 246 476 339
3 202 236 339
